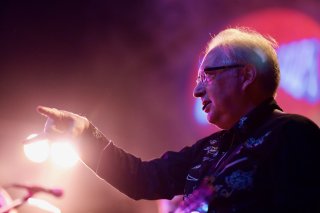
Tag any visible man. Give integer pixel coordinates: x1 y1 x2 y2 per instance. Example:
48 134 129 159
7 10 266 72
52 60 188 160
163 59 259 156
32 27 320 212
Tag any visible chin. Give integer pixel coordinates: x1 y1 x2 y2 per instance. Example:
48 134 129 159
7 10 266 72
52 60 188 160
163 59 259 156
207 114 226 130
207 113 217 125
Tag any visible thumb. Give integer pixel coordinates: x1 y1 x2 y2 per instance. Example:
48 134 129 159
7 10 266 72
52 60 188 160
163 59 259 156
37 106 62 120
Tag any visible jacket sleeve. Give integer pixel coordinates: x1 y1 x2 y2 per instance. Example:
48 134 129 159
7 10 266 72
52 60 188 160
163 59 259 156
76 122 200 200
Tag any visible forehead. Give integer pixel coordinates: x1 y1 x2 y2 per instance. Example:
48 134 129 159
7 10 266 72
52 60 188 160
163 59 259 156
199 48 232 71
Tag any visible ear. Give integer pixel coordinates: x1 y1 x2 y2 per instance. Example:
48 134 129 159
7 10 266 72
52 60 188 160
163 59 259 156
241 65 257 91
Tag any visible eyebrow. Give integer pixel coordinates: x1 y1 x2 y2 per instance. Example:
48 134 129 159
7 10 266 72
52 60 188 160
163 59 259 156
204 64 245 73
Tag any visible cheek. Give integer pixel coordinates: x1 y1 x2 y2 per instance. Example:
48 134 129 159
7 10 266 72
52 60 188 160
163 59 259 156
205 85 217 101
206 82 225 100
207 82 238 106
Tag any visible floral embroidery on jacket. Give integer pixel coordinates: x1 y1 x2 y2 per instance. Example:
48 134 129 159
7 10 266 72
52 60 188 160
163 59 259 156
225 170 254 190
244 131 271 148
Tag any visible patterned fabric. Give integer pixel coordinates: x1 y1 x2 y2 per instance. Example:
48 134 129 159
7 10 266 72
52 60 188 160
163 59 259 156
180 98 283 212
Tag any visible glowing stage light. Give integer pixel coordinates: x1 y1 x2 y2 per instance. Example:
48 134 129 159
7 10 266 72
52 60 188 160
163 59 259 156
23 134 50 163
27 198 61 213
50 141 79 168
278 38 320 103
23 134 79 168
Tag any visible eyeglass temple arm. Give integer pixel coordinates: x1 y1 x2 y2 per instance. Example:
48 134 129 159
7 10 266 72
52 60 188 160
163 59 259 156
204 64 245 72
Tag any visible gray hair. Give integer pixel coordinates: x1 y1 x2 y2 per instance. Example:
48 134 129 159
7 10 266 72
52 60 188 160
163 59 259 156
205 27 280 96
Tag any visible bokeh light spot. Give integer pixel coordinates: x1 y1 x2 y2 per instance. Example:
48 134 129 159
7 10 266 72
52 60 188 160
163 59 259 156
27 198 61 213
23 136 50 163
50 141 79 168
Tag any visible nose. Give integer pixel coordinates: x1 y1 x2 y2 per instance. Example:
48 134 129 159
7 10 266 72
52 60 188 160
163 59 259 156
193 82 206 98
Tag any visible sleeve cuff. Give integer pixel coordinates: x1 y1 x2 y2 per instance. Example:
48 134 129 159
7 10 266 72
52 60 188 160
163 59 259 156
76 122 111 172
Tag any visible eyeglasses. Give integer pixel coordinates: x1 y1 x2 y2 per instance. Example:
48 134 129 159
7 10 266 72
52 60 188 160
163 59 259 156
196 64 245 85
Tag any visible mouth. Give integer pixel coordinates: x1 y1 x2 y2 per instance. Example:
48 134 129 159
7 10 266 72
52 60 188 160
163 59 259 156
202 101 211 112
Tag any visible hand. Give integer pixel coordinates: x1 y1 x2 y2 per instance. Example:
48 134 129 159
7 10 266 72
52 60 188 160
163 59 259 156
36 106 90 140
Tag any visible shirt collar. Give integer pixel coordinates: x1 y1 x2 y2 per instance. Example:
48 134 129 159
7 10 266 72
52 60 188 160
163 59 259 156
234 97 282 132
219 97 282 151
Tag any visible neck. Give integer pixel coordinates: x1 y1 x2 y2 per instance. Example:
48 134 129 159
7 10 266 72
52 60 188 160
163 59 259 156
218 96 273 130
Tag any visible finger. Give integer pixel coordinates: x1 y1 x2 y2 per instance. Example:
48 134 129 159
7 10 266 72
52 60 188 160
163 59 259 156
23 132 70 145
23 132 49 144
37 106 62 120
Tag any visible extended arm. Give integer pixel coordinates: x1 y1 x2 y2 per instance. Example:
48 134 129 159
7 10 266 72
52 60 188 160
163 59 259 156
34 106 195 200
